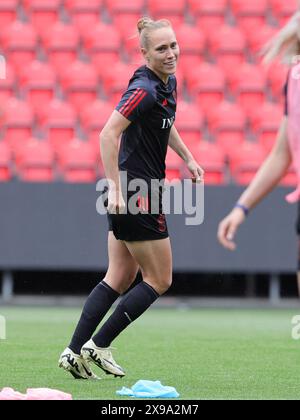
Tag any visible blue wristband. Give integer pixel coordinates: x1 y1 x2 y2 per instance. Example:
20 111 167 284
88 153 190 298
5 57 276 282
234 203 249 217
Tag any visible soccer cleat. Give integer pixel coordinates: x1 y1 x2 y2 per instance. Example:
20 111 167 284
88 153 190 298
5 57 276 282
81 339 125 378
58 347 100 380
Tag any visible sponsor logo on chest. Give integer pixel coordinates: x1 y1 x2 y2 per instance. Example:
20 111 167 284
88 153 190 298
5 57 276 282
161 116 175 129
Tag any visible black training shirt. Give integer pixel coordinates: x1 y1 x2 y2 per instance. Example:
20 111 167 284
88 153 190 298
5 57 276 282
115 65 177 182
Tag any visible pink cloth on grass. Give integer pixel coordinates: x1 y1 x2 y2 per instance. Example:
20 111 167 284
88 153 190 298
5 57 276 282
286 62 300 203
0 387 72 400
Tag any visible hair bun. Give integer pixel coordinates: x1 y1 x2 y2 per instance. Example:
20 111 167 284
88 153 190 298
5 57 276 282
137 17 153 34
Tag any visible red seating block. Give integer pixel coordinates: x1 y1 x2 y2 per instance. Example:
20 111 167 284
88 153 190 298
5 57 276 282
148 0 186 25
24 0 61 35
1 21 37 75
175 24 205 72
17 138 55 182
80 99 114 147
0 0 18 30
190 0 227 34
61 61 98 113
186 63 225 115
166 148 182 181
19 60 56 115
250 102 283 151
209 25 246 77
207 101 246 155
64 0 104 35
269 0 298 25
3 98 34 152
39 99 77 153
231 0 268 35
247 25 278 56
42 22 79 77
82 22 121 76
229 63 266 116
0 141 12 181
58 139 98 183
0 63 16 103
175 101 204 149
229 142 267 185
191 141 225 184
100 62 136 104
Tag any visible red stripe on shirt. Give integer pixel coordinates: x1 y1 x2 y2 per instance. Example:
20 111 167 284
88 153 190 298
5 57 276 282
119 88 142 115
124 91 147 118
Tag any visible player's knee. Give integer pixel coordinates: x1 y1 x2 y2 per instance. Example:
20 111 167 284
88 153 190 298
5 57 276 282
104 266 138 294
147 274 172 295
161 275 172 293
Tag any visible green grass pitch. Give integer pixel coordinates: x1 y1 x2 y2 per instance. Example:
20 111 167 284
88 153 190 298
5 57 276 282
0 307 300 400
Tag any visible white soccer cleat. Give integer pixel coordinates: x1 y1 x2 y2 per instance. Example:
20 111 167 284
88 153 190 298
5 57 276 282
81 339 125 378
58 347 100 380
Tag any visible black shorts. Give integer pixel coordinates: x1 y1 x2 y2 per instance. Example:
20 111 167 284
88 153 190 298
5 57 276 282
104 183 169 242
107 212 169 241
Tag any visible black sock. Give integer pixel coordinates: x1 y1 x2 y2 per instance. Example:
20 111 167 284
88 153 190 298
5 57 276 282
93 281 160 348
69 281 120 354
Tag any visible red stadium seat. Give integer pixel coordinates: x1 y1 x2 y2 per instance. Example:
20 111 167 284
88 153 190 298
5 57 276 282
58 139 98 183
0 0 18 30
229 64 266 116
39 99 77 153
231 0 268 35
1 21 37 75
229 142 267 185
269 0 298 25
263 61 288 100
61 61 98 113
3 99 34 153
42 22 79 77
24 0 61 36
82 23 121 76
281 167 298 187
186 63 226 115
148 0 186 25
64 0 103 35
101 62 136 104
209 25 246 77
247 25 278 56
17 139 55 182
106 0 144 14
166 148 182 181
19 60 56 115
189 0 227 34
175 101 204 148
80 100 114 146
0 141 12 181
0 63 16 103
207 101 246 156
112 13 142 39
124 32 144 65
175 24 205 72
191 141 225 184
250 102 283 152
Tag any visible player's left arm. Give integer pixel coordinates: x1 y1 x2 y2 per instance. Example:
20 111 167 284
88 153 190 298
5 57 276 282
168 125 204 182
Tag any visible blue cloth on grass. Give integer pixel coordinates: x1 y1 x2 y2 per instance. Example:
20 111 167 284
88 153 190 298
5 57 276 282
116 380 179 398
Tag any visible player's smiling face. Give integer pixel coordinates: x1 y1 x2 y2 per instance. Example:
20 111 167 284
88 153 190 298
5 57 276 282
143 27 180 84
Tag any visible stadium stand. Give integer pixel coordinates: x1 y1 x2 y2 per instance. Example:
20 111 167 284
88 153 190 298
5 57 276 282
0 0 18 30
16 138 55 182
0 0 294 186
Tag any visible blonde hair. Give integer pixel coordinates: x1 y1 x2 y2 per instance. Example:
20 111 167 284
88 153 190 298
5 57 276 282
262 11 300 65
137 17 172 50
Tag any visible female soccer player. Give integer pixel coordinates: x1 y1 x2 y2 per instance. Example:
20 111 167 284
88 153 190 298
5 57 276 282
218 11 300 293
59 17 204 379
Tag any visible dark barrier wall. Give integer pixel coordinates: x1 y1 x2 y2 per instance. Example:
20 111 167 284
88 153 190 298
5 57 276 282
0 183 297 273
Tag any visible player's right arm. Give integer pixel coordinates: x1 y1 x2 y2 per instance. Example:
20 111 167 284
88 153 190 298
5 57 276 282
100 110 131 214
218 116 292 250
